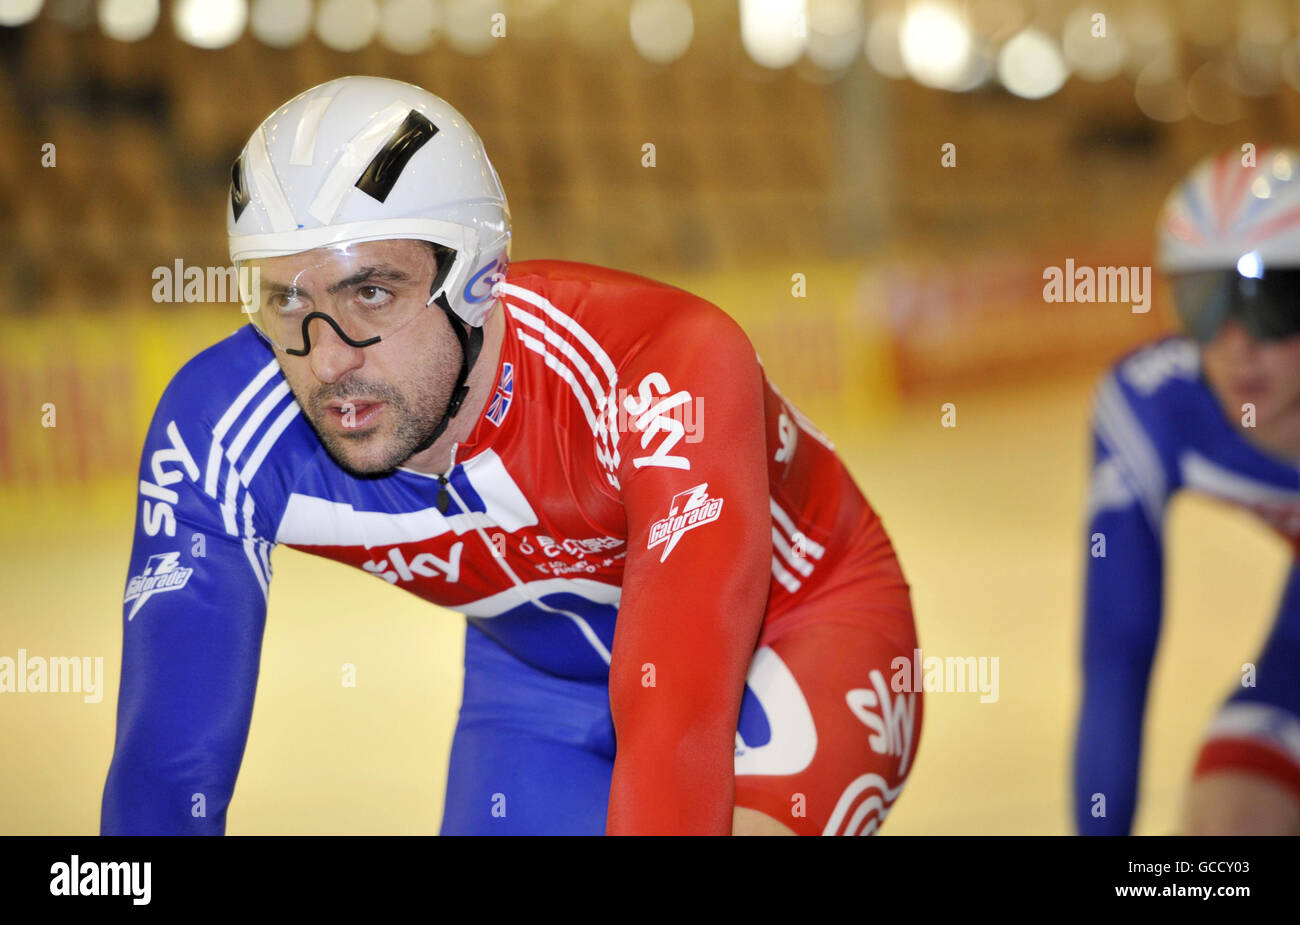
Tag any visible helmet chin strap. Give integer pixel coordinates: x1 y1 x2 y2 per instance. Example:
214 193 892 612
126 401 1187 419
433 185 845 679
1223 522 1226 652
411 291 484 457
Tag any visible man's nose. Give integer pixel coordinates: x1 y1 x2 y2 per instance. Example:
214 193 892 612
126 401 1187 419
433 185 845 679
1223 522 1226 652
1214 316 1259 356
306 314 368 384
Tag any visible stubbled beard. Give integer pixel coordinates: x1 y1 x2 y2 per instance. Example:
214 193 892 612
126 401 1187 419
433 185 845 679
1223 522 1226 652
305 376 453 477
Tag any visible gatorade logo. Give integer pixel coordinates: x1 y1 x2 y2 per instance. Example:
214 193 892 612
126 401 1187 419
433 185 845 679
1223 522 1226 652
647 482 724 562
124 552 194 621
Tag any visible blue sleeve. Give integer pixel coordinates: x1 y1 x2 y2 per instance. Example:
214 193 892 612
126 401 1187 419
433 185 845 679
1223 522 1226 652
1073 372 1171 835
101 367 277 835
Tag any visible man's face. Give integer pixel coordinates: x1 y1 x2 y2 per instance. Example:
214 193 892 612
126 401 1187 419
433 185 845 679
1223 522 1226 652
1201 318 1300 430
245 239 462 476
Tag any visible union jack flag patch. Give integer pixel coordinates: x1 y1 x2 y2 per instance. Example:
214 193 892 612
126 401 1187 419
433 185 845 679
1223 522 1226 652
485 361 514 426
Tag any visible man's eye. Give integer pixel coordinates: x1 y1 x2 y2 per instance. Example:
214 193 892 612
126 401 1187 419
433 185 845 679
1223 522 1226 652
356 285 393 306
270 293 308 313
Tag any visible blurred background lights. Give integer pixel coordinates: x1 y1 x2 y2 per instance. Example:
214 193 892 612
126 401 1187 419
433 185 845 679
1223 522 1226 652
47 0 95 29
444 0 496 56
629 0 694 65
739 0 809 70
864 5 905 79
1238 0 1288 48
174 0 247 49
316 0 378 51
379 0 440 55
0 0 1287 117
0 0 43 27
899 1 972 90
967 0 1024 45
1281 39 1300 92
1229 0 1287 97
1186 60 1243 124
0 1 1289 138
514 0 556 18
997 27 1068 99
804 0 863 72
1061 5 1124 83
1178 0 1231 48
948 45 993 92
97 0 160 41
1274 151 1294 181
559 0 626 56
1121 2 1175 77
1133 58 1188 122
250 0 312 47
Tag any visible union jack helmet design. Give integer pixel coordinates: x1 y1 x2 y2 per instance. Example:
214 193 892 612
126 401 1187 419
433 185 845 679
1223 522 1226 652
1158 146 1300 342
1159 146 1300 273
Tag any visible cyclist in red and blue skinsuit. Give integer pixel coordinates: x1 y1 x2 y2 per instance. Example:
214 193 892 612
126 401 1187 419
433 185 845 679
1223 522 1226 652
101 77 920 836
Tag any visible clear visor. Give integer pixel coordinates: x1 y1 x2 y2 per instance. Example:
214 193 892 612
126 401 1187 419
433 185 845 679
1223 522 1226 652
236 239 454 356
1169 268 1300 344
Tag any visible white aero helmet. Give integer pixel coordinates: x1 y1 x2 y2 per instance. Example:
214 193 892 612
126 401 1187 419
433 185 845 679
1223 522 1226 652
1157 146 1300 342
227 75 510 330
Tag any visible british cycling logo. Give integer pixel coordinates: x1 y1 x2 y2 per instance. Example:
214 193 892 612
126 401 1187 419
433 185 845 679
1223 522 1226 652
124 552 194 620
520 533 626 575
522 534 624 558
647 482 724 562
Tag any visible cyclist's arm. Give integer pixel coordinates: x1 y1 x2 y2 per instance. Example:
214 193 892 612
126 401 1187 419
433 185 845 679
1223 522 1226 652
101 381 275 835
1073 375 1168 836
605 303 770 835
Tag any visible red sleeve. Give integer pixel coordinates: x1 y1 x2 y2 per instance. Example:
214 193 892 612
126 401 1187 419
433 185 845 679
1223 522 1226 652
604 299 770 835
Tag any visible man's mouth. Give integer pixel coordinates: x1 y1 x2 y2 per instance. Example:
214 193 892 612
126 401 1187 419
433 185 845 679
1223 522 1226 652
1231 377 1270 400
325 399 387 430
